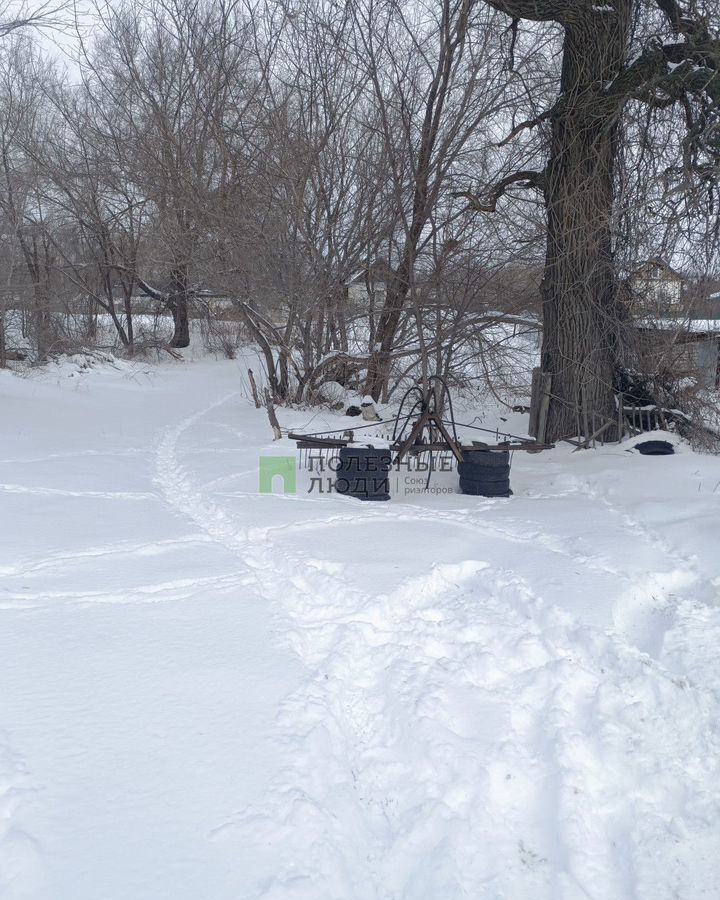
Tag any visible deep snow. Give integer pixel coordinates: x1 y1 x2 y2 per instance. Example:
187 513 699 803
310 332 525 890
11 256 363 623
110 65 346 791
1 352 720 899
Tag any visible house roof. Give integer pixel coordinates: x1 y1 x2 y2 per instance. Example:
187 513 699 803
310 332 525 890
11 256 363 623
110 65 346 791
346 262 390 286
631 258 685 281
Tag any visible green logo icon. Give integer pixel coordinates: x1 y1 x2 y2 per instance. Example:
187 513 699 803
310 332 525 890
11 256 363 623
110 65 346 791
259 456 296 494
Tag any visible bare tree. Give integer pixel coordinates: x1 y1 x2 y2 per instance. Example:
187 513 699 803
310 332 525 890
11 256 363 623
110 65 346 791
76 0 261 348
457 0 720 441
353 0 512 400
226 0 394 402
0 38 60 359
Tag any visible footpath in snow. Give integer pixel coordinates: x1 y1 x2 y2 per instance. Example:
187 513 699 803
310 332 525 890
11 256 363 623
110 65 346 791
1 353 720 899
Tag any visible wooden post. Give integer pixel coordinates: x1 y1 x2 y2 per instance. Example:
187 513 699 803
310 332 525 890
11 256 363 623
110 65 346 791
248 368 261 408
530 370 552 444
529 368 541 437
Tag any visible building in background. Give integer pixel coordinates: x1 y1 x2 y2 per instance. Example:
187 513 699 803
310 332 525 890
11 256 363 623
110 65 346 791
629 259 686 312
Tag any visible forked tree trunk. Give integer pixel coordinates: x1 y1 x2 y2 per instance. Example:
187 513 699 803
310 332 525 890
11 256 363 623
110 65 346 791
540 13 629 442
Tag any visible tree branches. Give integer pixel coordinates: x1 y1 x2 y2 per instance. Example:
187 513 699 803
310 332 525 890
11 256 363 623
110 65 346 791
0 1 66 37
452 169 545 212
652 0 712 41
605 35 720 120
484 0 586 24
496 107 553 146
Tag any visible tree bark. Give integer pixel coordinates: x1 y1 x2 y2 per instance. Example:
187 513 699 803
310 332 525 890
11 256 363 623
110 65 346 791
365 263 413 402
168 266 190 349
540 10 629 441
248 368 262 408
264 388 282 440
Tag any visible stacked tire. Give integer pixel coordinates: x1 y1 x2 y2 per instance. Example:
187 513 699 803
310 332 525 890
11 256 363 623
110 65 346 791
335 447 392 501
458 448 511 498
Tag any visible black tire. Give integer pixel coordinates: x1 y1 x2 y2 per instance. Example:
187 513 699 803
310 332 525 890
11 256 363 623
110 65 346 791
461 449 510 467
335 447 392 501
457 461 511 483
634 440 674 456
459 477 511 497
337 447 392 472
335 474 390 499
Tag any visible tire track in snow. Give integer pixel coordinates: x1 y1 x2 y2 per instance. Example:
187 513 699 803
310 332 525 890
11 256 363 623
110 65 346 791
0 534 215 578
0 483 159 501
0 448 147 465
153 392 254 555
0 570 253 609
4 393 247 611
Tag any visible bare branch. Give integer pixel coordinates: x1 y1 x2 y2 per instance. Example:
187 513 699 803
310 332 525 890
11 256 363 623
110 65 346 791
484 0 591 24
652 0 712 41
606 38 720 108
127 274 167 304
452 169 545 212
495 106 553 147
0 1 67 36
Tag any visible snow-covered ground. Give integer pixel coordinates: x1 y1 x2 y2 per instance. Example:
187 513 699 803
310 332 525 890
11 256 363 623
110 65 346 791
1 352 720 899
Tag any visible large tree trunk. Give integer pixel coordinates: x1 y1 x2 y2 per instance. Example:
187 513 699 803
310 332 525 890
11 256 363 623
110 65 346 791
364 277 407 402
540 12 628 442
168 267 190 348
168 296 190 348
365 253 415 402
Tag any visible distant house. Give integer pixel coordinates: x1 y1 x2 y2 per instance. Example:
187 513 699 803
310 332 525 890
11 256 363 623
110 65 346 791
345 264 388 305
653 274 720 321
704 288 720 320
636 318 720 390
629 259 686 310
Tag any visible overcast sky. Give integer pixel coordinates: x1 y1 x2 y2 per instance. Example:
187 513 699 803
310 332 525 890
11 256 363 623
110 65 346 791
22 0 92 79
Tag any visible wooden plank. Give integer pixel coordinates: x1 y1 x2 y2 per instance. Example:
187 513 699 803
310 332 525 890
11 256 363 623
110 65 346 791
289 432 348 447
572 420 613 451
391 442 456 452
536 372 552 444
529 368 542 438
248 368 261 408
295 440 348 449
